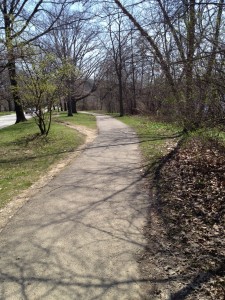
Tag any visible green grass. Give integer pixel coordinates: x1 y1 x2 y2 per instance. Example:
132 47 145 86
0 111 14 116
0 114 96 209
117 115 182 171
117 115 225 174
54 112 97 129
187 127 225 144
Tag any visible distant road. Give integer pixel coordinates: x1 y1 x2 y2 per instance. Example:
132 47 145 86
0 114 31 129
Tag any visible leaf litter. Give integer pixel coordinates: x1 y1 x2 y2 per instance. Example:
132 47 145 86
140 136 225 300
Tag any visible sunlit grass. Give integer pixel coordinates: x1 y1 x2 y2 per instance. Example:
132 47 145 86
118 115 182 163
0 115 96 209
0 111 14 116
54 112 97 129
118 115 225 174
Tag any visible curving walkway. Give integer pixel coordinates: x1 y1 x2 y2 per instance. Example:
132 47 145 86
0 114 149 299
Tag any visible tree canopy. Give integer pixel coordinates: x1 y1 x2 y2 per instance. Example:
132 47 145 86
0 0 224 131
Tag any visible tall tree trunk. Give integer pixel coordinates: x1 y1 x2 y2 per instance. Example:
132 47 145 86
185 0 196 130
108 11 124 117
131 30 137 114
118 74 124 117
8 59 26 123
198 0 224 122
7 99 13 111
72 96 77 113
67 97 73 116
118 14 124 117
63 101 67 111
4 9 26 123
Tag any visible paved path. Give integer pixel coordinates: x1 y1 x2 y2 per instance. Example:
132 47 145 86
0 114 17 129
0 114 149 299
0 114 32 129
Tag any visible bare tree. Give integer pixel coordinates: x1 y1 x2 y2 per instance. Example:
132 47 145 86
99 5 140 116
113 0 225 130
107 12 126 116
0 0 83 123
45 6 101 116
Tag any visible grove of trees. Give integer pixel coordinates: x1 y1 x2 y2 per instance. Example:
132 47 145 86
0 0 225 133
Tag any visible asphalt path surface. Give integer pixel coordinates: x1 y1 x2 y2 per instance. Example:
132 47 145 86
0 114 17 129
0 114 31 129
0 114 149 299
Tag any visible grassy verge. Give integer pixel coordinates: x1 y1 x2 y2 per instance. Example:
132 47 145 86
117 114 225 168
117 115 182 171
54 112 97 129
0 113 96 209
0 112 14 116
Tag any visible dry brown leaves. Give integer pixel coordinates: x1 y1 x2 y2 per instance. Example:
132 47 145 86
140 137 225 300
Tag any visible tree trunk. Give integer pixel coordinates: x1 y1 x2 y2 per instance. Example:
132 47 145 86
131 28 137 114
4 9 26 123
184 0 196 130
72 97 77 113
67 98 73 116
118 75 124 117
8 58 27 123
63 101 67 111
198 0 224 123
131 63 137 114
7 99 13 111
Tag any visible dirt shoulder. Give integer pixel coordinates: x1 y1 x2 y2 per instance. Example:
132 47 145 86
0 124 97 233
